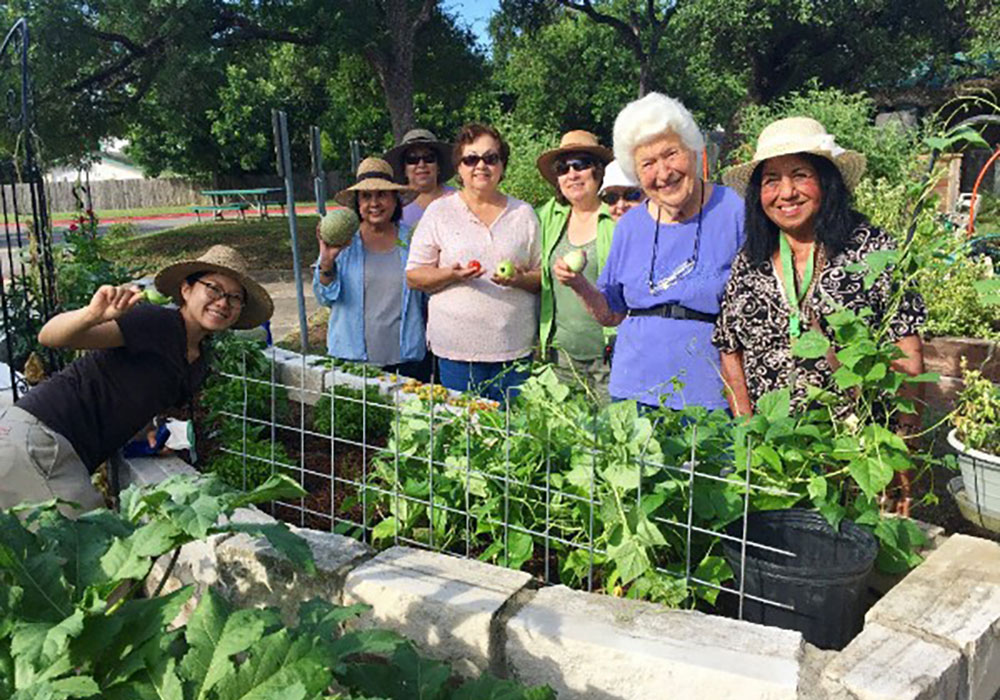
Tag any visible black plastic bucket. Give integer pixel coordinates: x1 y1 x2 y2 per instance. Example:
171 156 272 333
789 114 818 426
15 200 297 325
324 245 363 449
722 509 878 650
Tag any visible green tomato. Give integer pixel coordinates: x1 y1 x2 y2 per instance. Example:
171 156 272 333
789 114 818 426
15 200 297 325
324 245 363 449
496 260 516 279
563 249 587 273
142 288 172 305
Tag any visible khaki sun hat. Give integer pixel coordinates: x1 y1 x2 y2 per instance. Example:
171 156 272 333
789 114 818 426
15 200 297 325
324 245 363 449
536 130 614 189
334 157 413 208
723 117 866 196
383 128 456 185
154 245 274 330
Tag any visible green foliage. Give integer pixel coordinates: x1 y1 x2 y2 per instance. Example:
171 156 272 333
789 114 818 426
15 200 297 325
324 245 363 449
919 252 1000 339
54 216 138 312
313 385 394 443
952 359 1000 454
0 473 553 699
205 436 293 492
486 109 559 208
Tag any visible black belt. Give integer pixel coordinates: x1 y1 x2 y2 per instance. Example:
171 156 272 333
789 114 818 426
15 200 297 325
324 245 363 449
627 303 717 323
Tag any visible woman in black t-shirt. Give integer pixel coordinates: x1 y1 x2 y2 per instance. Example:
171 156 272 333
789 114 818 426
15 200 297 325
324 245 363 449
0 245 273 515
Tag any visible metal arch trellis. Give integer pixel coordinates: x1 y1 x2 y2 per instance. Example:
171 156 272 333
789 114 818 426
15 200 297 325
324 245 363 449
0 17 59 403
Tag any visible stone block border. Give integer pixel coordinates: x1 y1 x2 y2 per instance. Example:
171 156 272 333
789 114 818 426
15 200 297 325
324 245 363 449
124 455 1000 700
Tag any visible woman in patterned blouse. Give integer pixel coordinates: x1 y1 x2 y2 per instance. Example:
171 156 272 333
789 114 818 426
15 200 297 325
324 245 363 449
712 117 926 422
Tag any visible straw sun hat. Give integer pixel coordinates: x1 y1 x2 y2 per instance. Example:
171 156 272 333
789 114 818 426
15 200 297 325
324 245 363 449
383 128 456 184
536 130 614 189
334 157 413 208
723 117 867 196
154 245 274 330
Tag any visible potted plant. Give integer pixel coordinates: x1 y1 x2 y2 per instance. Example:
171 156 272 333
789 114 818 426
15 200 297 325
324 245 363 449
949 358 1000 514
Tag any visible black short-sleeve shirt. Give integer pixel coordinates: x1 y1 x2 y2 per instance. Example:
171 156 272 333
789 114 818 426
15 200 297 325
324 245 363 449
17 305 209 472
711 225 926 409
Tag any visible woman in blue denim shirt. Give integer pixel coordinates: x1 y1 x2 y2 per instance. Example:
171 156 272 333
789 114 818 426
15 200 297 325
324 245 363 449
313 157 430 380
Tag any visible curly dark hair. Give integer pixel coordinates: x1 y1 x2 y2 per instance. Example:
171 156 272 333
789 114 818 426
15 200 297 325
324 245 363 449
743 153 865 266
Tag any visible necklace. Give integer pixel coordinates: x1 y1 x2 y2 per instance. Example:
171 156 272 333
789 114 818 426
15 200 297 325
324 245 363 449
647 181 705 294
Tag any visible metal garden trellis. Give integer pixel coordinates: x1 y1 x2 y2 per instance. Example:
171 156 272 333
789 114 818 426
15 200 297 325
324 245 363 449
0 17 59 404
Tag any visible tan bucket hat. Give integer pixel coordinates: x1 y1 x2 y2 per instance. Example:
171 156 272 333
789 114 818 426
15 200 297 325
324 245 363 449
154 245 274 330
536 130 614 188
334 157 413 208
383 128 456 185
723 117 867 196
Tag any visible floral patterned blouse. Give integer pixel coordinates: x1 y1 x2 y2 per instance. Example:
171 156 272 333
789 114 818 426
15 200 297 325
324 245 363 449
712 225 926 409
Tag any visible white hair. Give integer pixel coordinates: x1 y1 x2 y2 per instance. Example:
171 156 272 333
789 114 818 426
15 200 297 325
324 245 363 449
613 93 705 181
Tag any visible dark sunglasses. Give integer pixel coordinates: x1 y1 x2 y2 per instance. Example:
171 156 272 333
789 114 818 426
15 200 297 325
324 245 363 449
404 152 438 165
600 188 643 205
460 152 502 167
554 158 595 176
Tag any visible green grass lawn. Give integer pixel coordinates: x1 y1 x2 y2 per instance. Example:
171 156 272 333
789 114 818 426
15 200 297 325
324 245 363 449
107 215 321 274
46 201 321 222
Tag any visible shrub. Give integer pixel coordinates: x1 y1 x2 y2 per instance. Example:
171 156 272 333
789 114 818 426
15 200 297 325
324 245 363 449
205 434 292 490
485 108 559 208
313 384 394 443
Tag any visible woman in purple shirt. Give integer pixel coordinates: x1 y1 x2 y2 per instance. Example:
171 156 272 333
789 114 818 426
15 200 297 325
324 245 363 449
553 93 745 410
384 128 456 229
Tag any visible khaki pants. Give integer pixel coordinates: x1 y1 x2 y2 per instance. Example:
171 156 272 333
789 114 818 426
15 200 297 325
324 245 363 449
0 406 103 516
548 349 611 406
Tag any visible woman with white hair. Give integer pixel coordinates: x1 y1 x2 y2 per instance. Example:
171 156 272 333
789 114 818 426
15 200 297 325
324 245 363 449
554 93 744 410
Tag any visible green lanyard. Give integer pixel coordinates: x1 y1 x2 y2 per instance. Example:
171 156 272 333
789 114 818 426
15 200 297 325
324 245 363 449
779 234 815 338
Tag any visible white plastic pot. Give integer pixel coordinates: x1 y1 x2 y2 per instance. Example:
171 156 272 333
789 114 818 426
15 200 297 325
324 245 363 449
948 428 1000 515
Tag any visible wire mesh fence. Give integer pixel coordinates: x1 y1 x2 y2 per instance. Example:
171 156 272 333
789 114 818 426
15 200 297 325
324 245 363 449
201 345 814 622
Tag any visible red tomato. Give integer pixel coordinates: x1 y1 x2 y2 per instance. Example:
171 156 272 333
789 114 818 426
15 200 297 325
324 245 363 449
468 260 482 271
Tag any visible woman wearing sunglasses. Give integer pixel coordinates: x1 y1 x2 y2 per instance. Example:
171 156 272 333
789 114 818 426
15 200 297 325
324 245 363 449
599 160 643 221
0 245 273 514
407 123 541 403
536 130 616 403
384 128 456 228
314 158 431 381
553 93 745 410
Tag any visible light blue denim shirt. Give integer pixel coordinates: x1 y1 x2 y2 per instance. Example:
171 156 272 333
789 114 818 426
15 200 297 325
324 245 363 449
312 223 427 364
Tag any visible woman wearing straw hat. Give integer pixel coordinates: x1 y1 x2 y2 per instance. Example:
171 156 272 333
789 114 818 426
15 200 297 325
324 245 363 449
0 244 273 514
599 159 643 221
406 123 541 403
314 157 430 380
553 93 745 410
536 130 617 403
713 116 926 420
384 128 456 228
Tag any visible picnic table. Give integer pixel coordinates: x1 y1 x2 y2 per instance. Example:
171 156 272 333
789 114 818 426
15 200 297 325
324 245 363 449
194 187 284 221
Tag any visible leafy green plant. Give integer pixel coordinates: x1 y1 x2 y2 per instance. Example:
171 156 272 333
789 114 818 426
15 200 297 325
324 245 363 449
951 358 1000 454
54 211 138 312
205 435 293 491
0 473 553 699
313 385 394 443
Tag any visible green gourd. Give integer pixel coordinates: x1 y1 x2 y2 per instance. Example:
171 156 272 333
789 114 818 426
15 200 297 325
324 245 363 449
319 208 361 246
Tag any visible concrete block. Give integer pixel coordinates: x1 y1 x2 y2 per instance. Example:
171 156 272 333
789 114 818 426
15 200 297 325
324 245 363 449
865 534 1000 700
325 369 371 394
277 354 327 404
343 546 533 677
146 534 231 629
822 621 963 700
216 527 370 623
122 454 197 488
505 585 803 700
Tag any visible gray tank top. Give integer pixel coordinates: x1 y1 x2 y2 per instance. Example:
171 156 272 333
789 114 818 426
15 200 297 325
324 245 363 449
363 248 403 366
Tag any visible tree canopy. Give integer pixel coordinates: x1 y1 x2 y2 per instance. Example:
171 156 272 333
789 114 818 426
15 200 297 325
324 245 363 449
0 0 994 178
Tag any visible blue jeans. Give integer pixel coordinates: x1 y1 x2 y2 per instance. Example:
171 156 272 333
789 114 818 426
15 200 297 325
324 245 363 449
437 356 532 404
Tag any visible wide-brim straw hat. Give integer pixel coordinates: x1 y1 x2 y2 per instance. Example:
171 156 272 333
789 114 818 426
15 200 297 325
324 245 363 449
723 116 867 196
536 130 614 188
154 245 274 330
334 157 413 208
383 128 456 185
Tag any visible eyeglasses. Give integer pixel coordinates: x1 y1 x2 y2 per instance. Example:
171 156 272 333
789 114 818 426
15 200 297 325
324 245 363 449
197 279 244 308
648 184 704 295
460 152 501 168
404 152 438 165
600 188 643 205
554 158 595 176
